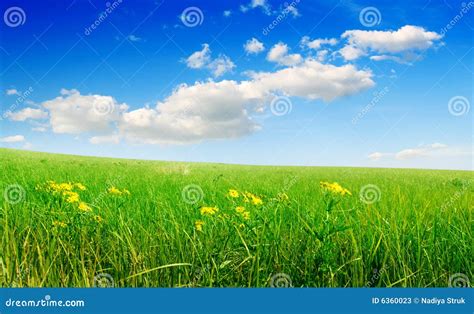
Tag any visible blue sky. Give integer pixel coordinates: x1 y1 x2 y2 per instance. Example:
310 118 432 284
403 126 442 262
0 0 472 169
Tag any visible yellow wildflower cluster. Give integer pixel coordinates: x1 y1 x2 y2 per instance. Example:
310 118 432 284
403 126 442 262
200 206 219 215
195 220 205 232
52 220 67 228
37 181 99 221
320 181 352 196
107 187 131 196
235 206 250 220
227 189 263 205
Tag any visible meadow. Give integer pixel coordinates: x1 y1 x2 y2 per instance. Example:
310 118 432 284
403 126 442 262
0 148 472 288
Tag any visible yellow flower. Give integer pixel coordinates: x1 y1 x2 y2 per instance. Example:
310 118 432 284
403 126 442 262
227 189 239 198
195 220 204 231
64 191 80 203
320 181 352 196
78 202 92 212
251 196 263 205
93 215 103 223
238 223 245 229
52 221 67 228
108 187 122 195
235 206 246 213
58 183 73 192
277 192 289 201
200 206 219 215
75 183 87 191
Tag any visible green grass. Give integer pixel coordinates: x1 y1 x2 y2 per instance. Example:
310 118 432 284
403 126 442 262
0 148 472 287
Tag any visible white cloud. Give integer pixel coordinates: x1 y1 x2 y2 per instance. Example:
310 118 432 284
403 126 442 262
16 56 374 145
370 55 411 65
127 35 142 42
89 134 120 144
368 143 465 161
244 38 265 54
267 42 303 66
32 126 47 132
368 152 390 161
42 89 128 134
208 55 235 77
338 44 366 61
6 89 19 96
340 25 442 61
223 10 232 17
0 135 25 143
301 36 337 50
240 0 271 15
6 107 48 121
185 44 211 69
185 44 235 77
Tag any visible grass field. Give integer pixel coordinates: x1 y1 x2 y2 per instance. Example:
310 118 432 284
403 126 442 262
0 148 472 288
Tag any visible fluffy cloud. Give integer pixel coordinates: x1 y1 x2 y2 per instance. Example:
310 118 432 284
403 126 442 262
339 25 442 61
0 135 25 143
89 134 121 144
267 42 303 66
301 36 337 50
244 38 265 54
30 59 373 145
120 60 373 143
185 44 211 69
240 0 271 15
120 80 262 144
368 143 468 161
6 107 48 121
185 44 235 77
6 89 19 96
42 89 128 134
